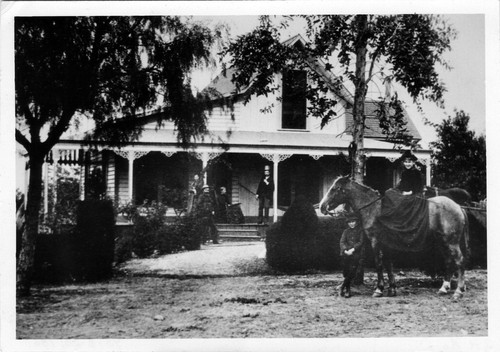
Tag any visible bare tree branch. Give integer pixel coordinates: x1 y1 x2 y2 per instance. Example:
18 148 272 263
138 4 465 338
16 129 31 153
43 107 76 151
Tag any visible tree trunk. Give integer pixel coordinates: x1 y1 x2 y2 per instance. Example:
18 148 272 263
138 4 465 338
352 15 369 283
17 151 44 297
351 15 369 183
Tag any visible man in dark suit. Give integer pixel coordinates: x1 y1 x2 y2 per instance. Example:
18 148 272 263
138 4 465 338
196 184 219 244
256 165 274 225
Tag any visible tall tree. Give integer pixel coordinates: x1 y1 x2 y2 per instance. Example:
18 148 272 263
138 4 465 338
430 110 486 201
223 15 456 181
15 16 218 296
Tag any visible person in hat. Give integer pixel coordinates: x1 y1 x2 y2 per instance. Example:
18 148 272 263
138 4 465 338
339 212 364 298
195 184 219 244
256 165 274 224
187 173 203 214
397 150 424 196
216 186 230 223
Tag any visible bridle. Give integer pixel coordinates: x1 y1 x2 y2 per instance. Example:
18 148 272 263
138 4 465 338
327 183 384 216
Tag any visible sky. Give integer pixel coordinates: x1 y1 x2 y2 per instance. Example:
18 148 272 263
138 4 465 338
190 14 486 147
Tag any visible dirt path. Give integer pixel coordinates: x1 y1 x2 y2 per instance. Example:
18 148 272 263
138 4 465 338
16 242 488 339
121 242 268 277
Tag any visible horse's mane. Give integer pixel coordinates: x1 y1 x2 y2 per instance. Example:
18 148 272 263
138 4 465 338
335 176 381 198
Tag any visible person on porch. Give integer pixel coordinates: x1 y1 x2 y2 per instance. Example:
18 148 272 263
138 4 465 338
187 173 202 214
196 184 219 244
255 164 274 225
216 186 230 223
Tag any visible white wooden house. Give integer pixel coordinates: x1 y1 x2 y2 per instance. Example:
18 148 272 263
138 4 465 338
48 35 431 223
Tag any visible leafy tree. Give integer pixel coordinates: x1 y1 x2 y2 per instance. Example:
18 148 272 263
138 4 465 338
223 15 456 181
430 110 486 201
15 16 218 296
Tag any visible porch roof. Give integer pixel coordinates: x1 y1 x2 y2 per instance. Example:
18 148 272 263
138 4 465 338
59 128 431 160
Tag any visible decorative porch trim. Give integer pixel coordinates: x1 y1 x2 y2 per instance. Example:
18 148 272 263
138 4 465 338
192 152 203 161
160 151 176 158
208 152 223 161
309 154 323 160
260 153 292 163
113 150 150 161
260 153 274 162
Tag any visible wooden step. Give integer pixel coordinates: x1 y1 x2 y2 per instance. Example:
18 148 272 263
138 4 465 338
216 223 266 241
216 223 266 229
219 234 262 242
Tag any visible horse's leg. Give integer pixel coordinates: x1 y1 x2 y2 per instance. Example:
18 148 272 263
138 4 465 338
372 240 385 297
451 244 466 300
382 252 396 297
438 243 453 295
438 278 451 295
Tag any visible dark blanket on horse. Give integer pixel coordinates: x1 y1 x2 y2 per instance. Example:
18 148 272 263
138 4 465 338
376 188 430 252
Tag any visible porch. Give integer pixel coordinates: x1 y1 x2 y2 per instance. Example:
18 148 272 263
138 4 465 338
46 134 432 226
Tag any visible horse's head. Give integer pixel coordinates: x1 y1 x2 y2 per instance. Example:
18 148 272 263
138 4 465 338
319 176 351 215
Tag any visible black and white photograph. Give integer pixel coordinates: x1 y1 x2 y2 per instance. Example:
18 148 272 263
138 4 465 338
1 1 498 351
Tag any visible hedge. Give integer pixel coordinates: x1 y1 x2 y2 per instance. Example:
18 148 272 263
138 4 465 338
73 199 115 281
114 214 203 264
33 200 115 283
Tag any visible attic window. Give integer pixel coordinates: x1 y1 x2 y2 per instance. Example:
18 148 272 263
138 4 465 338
282 70 307 130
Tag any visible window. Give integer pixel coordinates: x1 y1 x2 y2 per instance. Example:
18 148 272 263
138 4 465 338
282 70 307 130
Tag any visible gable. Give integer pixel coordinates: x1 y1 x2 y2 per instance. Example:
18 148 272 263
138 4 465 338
345 100 421 141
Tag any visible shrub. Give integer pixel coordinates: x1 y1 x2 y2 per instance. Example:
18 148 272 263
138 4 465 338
114 225 135 264
39 175 80 234
266 195 320 271
266 195 363 273
157 215 202 254
113 207 203 264
124 201 167 258
73 199 115 281
34 231 77 283
33 199 115 284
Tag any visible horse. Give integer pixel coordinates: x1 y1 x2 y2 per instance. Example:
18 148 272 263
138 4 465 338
424 187 472 206
319 176 470 300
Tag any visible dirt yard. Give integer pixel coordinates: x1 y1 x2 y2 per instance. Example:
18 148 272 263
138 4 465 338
16 242 488 339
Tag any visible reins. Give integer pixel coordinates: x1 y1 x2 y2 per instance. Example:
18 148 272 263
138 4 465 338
355 192 430 213
355 195 384 212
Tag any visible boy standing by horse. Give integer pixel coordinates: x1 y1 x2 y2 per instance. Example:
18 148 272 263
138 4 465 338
339 212 364 298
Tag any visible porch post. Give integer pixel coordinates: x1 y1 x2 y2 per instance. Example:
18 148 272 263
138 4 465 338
201 152 209 184
52 149 60 208
272 154 279 223
127 151 134 202
265 153 291 223
79 158 85 201
425 158 431 186
43 161 48 217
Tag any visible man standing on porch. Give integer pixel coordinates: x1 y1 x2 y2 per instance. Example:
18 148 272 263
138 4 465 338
256 165 274 225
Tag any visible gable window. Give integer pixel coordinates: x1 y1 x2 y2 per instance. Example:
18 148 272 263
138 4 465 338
282 70 307 130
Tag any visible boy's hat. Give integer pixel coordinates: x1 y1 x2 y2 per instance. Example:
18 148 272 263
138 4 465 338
202 184 210 190
345 212 359 221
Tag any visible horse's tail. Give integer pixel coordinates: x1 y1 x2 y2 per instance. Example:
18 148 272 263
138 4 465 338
461 208 471 265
